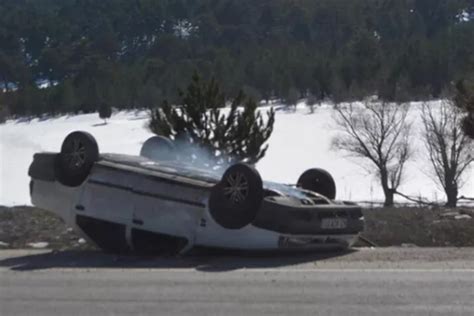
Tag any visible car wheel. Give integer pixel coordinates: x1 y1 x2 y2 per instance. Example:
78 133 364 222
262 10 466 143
140 136 176 161
209 163 264 229
297 168 336 200
55 131 99 187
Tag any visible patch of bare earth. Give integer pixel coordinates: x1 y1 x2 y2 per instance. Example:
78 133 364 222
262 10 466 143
0 206 95 250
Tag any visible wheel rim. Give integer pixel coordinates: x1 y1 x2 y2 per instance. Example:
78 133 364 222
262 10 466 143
64 139 86 169
223 171 249 204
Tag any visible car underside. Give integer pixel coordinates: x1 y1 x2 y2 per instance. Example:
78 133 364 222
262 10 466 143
28 131 364 255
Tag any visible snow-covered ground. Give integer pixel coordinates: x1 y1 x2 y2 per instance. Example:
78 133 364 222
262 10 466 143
0 101 472 206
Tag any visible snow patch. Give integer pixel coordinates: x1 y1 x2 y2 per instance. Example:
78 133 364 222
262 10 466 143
27 242 49 249
457 9 472 23
0 101 472 206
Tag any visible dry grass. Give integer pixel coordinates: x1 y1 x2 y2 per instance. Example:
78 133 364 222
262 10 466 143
360 207 474 247
0 206 94 250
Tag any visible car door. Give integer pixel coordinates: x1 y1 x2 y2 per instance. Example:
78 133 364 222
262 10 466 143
74 165 135 252
77 166 134 223
131 175 207 253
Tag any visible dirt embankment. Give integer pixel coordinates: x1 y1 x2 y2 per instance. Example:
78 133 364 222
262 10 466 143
0 205 473 250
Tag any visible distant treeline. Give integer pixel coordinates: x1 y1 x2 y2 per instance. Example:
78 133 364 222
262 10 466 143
0 0 473 117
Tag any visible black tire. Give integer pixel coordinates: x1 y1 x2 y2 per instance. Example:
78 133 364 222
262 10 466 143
297 168 336 200
209 163 264 229
140 136 176 161
55 131 99 187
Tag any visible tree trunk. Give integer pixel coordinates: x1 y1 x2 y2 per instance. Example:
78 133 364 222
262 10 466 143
445 185 458 208
380 168 395 207
383 188 395 207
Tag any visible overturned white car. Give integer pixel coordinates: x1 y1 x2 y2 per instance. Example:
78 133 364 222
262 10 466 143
28 131 364 254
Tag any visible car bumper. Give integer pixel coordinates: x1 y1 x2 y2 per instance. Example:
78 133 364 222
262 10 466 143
253 198 364 236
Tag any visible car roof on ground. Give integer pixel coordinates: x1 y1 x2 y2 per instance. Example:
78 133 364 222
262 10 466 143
99 153 318 199
100 153 222 184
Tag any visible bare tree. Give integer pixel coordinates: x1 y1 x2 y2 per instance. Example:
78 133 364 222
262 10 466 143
332 101 412 206
421 102 473 207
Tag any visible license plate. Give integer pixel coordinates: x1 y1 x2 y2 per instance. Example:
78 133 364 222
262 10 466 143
321 218 347 229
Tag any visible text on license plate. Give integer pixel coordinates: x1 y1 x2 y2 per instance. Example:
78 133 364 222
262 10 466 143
321 218 348 229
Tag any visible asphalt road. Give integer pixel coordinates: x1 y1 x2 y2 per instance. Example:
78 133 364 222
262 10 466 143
1 248 473 316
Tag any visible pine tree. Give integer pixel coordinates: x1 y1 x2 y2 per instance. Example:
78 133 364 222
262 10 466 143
98 102 112 124
0 103 9 123
149 73 275 166
306 93 319 114
284 87 299 111
49 80 76 114
454 80 474 139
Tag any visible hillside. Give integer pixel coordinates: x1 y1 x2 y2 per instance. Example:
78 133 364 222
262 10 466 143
1 0 473 117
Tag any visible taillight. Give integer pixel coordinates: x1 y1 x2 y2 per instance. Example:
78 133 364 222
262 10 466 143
29 180 34 196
